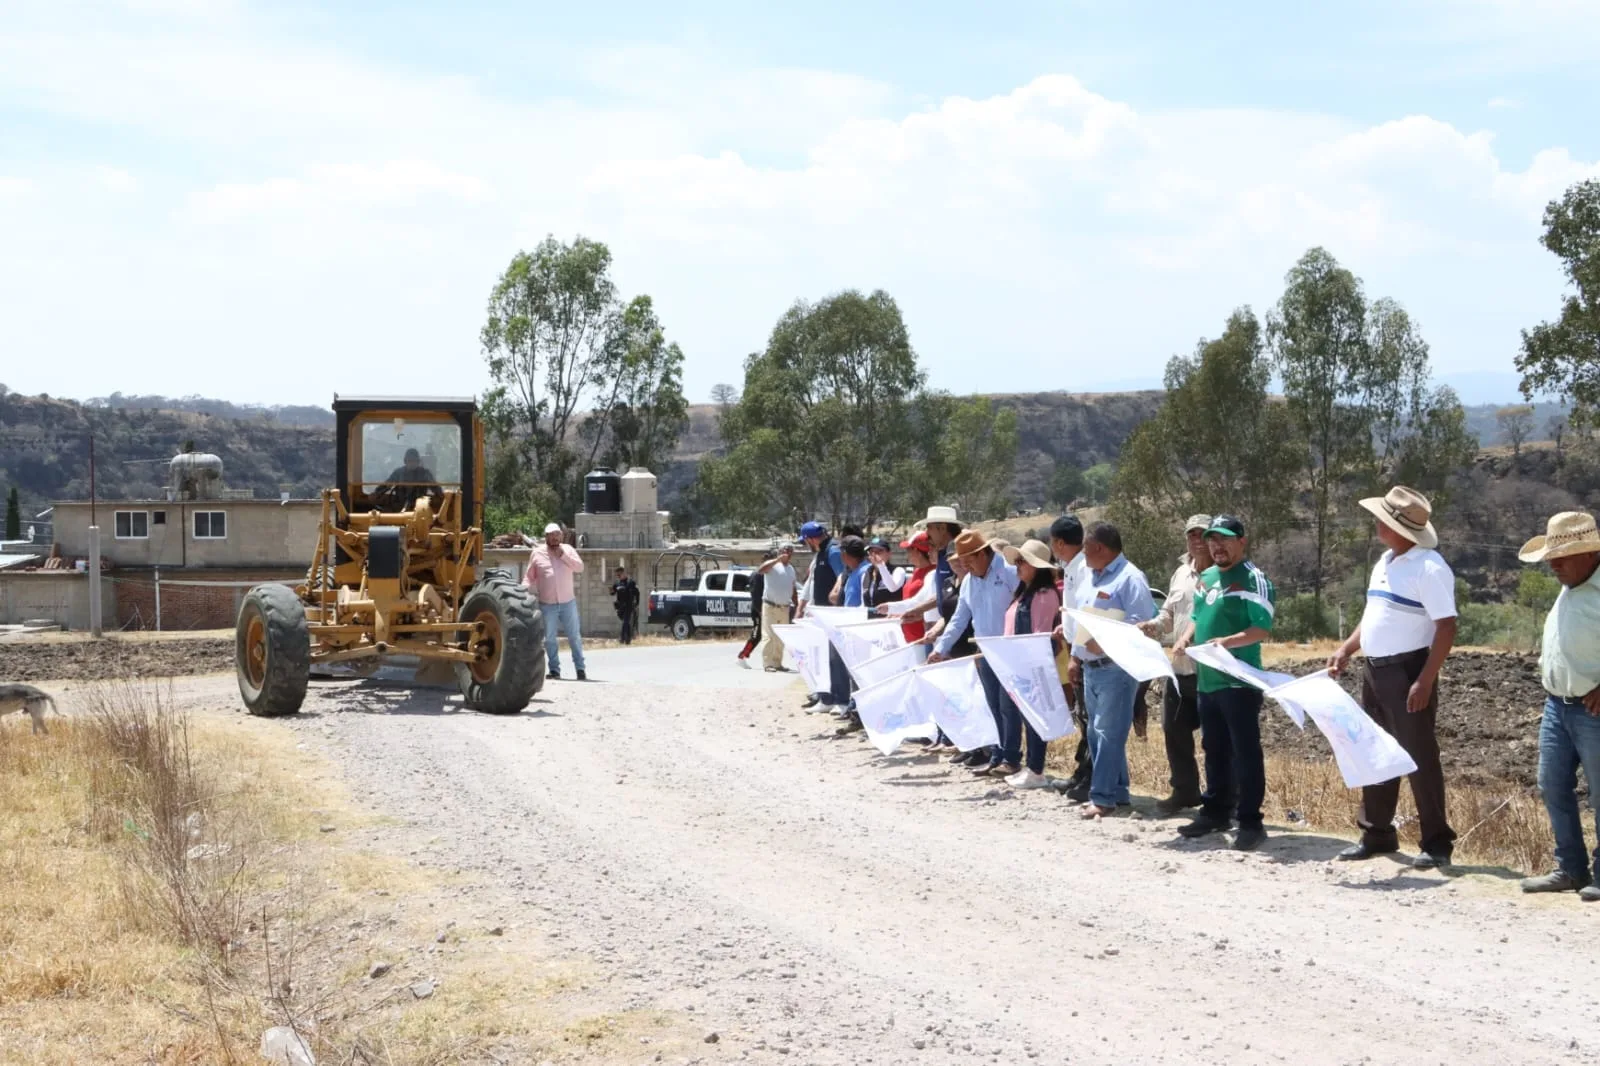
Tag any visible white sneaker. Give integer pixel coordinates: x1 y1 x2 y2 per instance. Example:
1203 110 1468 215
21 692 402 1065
738 658 751 669
1007 770 1051 789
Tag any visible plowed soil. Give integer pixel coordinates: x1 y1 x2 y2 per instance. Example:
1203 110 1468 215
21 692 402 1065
1258 650 1548 789
0 637 233 682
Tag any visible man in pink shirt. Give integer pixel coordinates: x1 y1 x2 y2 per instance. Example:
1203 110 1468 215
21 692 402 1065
525 522 588 680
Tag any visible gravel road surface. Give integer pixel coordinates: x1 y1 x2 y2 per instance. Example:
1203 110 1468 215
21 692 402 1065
168 643 1595 1065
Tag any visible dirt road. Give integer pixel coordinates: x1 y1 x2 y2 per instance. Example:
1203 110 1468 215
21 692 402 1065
160 644 1594 1065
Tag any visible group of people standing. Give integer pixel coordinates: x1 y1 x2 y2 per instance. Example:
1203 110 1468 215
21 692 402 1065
774 488 1600 896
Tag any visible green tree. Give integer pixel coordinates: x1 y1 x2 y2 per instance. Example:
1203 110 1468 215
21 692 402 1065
1516 179 1600 425
1047 465 1087 508
1082 463 1115 504
701 290 925 529
581 296 689 475
1393 387 1476 507
898 394 1019 523
1109 307 1302 568
1267 248 1373 602
1496 404 1535 456
480 236 681 515
4 487 19 541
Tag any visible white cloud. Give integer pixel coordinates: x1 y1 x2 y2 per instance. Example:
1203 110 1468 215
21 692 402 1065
0 5 1595 408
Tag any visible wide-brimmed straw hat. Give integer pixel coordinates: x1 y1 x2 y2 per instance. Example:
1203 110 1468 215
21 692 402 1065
1519 512 1600 563
951 529 993 559
919 505 963 531
1358 486 1438 549
1003 538 1059 572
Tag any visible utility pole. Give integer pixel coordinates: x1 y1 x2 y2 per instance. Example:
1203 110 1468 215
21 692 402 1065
87 433 103 637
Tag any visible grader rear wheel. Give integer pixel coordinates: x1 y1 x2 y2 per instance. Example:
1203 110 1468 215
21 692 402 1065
236 584 310 717
455 581 546 714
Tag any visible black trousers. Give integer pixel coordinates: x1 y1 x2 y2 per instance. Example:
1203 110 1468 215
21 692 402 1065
1162 674 1202 799
1069 679 1092 783
618 609 635 644
1360 650 1456 855
1199 686 1266 831
739 611 763 658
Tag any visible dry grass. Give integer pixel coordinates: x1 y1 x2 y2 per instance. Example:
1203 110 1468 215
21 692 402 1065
0 682 655 1065
1045 720 1555 874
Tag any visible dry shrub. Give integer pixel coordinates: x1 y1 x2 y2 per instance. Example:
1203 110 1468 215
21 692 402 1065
1047 721 1555 874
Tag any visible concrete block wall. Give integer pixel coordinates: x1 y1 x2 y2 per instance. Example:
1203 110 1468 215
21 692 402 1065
0 572 117 631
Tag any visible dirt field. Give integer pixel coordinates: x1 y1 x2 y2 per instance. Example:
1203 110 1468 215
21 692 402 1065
0 635 234 681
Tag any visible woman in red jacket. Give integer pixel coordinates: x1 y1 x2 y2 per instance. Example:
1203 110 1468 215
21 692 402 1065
893 531 937 644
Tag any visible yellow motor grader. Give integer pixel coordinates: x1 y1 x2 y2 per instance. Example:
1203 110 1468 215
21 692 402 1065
234 396 546 716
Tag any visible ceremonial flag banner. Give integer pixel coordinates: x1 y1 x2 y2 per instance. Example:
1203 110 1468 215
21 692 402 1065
914 658 1000 752
1185 643 1306 727
1064 609 1177 683
852 642 928 690
835 620 910 679
1266 672 1419 789
853 670 938 756
806 606 869 631
771 624 831 694
975 634 1074 740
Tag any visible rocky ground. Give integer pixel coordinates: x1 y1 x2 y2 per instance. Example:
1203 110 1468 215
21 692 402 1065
11 641 1592 1066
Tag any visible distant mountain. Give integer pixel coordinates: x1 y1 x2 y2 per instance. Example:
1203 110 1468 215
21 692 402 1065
1461 400 1571 449
84 392 335 429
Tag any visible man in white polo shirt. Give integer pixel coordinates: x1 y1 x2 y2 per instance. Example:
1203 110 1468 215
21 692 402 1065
1328 486 1459 869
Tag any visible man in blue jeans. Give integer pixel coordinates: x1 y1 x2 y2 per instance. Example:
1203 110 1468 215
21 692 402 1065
1517 512 1600 901
525 522 587 681
929 529 1019 775
1067 522 1155 817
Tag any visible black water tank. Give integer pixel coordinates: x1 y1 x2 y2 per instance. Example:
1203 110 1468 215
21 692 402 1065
584 468 621 513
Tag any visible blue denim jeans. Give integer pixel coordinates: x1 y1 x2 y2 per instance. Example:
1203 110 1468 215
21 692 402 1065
1084 660 1137 807
542 598 585 675
1538 695 1600 883
978 658 1023 768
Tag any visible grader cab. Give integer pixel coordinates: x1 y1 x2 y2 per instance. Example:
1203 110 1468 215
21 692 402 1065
234 396 546 716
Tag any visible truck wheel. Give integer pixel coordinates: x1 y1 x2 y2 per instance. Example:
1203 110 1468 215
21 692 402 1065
236 584 310 717
671 615 695 641
456 581 547 714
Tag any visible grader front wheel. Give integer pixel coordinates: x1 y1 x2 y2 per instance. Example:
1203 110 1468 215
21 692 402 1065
236 584 310 717
455 581 546 714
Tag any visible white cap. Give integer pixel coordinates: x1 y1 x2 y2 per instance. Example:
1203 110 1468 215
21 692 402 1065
543 522 563 536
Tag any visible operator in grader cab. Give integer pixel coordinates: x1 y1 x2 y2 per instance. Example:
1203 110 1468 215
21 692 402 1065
381 448 440 509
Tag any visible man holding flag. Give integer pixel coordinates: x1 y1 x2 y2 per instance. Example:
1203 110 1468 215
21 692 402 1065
1173 515 1276 851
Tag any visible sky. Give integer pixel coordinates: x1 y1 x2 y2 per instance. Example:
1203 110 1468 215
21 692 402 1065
2 0 1598 410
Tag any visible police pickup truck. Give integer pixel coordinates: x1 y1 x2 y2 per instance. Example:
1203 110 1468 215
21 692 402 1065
647 568 754 640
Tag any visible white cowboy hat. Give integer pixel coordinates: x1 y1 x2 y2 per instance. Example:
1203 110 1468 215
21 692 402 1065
1358 486 1438 549
1519 512 1600 563
919 505 962 530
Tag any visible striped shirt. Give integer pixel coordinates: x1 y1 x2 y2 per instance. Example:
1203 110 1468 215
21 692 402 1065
1190 559 1276 693
1359 547 1456 658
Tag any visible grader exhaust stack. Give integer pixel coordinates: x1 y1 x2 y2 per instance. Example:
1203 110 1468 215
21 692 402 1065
234 396 546 716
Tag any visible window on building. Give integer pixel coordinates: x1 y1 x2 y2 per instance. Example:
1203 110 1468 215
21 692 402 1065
193 511 227 539
114 511 149 539
152 511 167 526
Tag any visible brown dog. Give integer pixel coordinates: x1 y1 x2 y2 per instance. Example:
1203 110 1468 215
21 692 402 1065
0 683 60 735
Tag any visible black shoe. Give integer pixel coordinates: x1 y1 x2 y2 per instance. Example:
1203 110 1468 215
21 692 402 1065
958 750 989 767
1233 827 1267 851
576 670 587 681
836 718 864 736
1178 815 1229 839
549 670 561 680
1336 841 1399 861
1065 783 1091 803
1154 793 1203 816
1412 851 1451 871
801 695 820 709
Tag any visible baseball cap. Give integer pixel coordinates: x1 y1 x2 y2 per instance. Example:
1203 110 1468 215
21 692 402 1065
1204 515 1246 538
866 536 892 552
798 521 826 540
900 530 932 553
1184 513 1214 534
543 522 563 535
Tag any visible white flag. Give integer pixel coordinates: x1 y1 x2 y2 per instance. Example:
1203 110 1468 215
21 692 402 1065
1265 672 1419 788
914 657 999 752
976 634 1075 741
1065 609 1176 683
771 624 831 694
853 669 937 756
1186 643 1306 727
852 641 929 689
805 605 869 632
835 620 910 680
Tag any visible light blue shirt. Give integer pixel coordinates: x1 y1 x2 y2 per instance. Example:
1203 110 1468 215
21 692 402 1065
842 560 866 608
1072 554 1155 660
935 552 1020 655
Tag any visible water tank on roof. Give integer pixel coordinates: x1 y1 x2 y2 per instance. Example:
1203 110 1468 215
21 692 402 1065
169 452 224 500
583 467 621 514
620 468 658 514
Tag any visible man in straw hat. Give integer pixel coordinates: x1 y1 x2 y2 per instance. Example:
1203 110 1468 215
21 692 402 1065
1516 512 1600 902
930 528 1020 775
1141 513 1213 814
1328 486 1459 869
